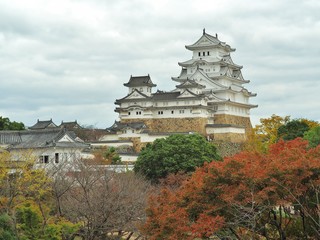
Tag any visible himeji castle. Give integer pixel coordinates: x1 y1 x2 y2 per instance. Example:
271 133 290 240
107 30 257 144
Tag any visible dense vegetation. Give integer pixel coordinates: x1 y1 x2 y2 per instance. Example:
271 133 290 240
0 152 150 240
1 114 320 239
0 116 25 130
134 134 221 183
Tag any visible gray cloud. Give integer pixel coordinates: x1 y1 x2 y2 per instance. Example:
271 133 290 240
0 0 319 128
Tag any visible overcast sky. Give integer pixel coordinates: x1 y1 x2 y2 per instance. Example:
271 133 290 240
0 0 319 128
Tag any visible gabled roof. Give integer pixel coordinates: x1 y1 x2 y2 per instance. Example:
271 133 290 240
0 129 88 149
123 75 157 87
185 29 235 52
60 120 82 129
107 121 147 132
115 89 151 104
176 89 202 99
178 57 221 67
176 79 205 89
29 119 57 130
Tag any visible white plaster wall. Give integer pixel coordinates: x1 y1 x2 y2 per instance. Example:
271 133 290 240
206 127 245 134
90 142 133 148
99 134 120 141
119 154 138 162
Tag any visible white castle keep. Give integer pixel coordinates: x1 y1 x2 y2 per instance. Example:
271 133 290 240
107 29 257 144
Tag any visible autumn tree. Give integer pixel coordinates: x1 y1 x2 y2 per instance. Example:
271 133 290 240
134 134 221 183
53 158 151 240
244 114 290 152
0 150 78 240
142 138 320 239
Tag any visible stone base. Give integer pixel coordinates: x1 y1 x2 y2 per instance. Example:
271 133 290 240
214 114 252 131
120 115 252 144
122 117 208 135
208 132 246 143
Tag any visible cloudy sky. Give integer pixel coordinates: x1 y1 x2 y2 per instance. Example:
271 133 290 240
0 0 319 128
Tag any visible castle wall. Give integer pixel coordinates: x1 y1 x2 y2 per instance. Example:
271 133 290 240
208 132 246 143
122 117 208 135
214 114 252 131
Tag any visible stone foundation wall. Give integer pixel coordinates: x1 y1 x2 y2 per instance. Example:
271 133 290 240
122 118 208 135
208 132 246 143
214 114 252 131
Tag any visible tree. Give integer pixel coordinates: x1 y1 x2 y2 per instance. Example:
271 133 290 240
244 114 290 152
0 150 78 240
134 134 221 183
141 138 320 239
304 126 320 148
278 119 310 141
0 214 16 240
0 117 25 130
54 158 151 240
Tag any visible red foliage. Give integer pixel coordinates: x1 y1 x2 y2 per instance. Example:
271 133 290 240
141 138 320 239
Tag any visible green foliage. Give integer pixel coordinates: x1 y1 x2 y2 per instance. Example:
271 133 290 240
0 116 25 130
277 119 310 141
103 147 122 164
16 203 79 240
304 126 320 148
16 204 42 240
134 134 221 183
0 214 17 240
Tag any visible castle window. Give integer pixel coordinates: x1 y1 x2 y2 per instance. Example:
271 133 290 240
207 51 210 55
39 155 49 164
136 111 141 115
171 110 174 114
198 52 201 56
179 110 184 114
128 112 131 115
203 52 205 56
158 111 163 115
55 153 59 164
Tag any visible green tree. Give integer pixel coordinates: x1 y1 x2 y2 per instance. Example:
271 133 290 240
103 147 121 164
134 134 221 183
0 214 17 240
304 126 320 148
277 119 310 141
0 117 25 130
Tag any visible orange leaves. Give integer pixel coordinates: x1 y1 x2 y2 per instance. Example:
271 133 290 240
141 137 320 239
190 214 224 238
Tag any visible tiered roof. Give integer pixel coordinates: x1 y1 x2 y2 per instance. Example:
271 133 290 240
123 75 156 87
185 29 235 52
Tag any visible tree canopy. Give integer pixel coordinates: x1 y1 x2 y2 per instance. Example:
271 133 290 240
0 117 25 130
141 138 320 239
304 125 320 148
277 119 310 141
134 134 221 183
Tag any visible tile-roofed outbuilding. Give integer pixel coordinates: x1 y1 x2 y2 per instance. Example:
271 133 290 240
29 119 57 130
0 129 88 150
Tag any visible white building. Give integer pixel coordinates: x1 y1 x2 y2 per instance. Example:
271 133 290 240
0 128 89 168
107 30 257 144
